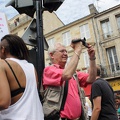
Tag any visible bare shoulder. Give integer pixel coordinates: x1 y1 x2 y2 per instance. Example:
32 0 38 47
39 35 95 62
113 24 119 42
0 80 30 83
0 59 10 72
0 59 8 77
0 59 6 69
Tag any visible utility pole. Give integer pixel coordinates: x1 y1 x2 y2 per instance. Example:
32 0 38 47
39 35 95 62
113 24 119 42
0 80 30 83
35 0 45 99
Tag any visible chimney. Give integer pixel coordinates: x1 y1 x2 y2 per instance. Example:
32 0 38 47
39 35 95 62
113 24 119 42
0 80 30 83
88 4 98 14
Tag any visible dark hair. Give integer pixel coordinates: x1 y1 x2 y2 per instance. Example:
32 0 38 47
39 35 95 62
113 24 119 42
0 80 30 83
1 34 29 60
96 65 101 76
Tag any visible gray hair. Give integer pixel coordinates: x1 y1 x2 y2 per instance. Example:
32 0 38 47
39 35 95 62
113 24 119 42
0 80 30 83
48 42 65 63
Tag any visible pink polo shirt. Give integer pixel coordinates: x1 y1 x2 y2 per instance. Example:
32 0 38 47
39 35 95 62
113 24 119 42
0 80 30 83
43 64 89 119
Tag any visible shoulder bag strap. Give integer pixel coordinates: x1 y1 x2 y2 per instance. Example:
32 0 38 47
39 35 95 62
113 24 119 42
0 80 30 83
73 73 84 102
60 80 69 111
73 72 87 120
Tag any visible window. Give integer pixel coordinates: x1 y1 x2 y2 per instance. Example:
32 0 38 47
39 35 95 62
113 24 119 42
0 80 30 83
62 31 71 46
14 18 19 26
107 47 120 72
24 27 27 31
83 51 89 69
80 24 90 40
47 38 55 47
83 51 89 68
116 14 120 31
101 19 112 39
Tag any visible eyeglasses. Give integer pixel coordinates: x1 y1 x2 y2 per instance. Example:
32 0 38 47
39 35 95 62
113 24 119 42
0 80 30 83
55 49 68 54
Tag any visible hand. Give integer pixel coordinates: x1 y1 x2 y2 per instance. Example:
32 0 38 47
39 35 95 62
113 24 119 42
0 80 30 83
87 45 95 59
70 38 82 53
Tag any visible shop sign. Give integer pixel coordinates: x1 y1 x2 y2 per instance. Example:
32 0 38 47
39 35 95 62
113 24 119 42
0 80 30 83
109 80 120 91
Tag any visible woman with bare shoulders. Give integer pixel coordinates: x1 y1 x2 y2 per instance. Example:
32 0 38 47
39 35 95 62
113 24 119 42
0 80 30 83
0 34 44 120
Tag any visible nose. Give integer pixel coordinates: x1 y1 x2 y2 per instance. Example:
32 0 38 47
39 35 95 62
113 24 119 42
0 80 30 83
63 51 68 56
63 50 67 54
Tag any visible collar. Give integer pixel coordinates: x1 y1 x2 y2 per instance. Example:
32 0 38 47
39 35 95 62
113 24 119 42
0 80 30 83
52 64 64 69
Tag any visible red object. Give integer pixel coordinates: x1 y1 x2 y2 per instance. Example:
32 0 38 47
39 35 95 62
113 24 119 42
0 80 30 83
83 84 92 97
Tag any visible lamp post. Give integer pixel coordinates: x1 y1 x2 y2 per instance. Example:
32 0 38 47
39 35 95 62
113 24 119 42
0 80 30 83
35 0 45 99
34 0 65 98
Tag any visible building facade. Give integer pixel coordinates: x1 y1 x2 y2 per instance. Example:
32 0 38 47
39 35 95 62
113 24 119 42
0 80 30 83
8 14 32 36
94 4 120 93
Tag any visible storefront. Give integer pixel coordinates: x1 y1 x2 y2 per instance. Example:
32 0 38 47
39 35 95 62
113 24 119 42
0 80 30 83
107 77 120 119
108 78 120 94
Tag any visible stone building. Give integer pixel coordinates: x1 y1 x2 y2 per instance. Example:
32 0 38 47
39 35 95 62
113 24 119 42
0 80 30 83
93 4 120 93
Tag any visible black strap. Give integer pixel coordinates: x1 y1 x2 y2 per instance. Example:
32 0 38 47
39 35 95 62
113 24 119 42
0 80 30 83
61 118 70 120
60 80 69 111
4 59 22 88
11 88 25 97
4 59 25 97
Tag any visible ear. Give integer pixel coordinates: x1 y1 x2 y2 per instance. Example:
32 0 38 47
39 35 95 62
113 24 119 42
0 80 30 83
50 53 53 57
1 46 5 53
49 52 54 58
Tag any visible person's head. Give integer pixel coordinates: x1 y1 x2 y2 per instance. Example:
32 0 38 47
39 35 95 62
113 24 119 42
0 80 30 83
0 34 29 60
48 43 68 68
96 64 101 77
115 95 120 105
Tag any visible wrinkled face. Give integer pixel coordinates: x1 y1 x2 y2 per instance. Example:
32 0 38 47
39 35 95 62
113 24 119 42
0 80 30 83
50 44 68 67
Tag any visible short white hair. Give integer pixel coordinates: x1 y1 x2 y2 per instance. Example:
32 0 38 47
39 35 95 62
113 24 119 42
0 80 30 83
48 42 65 63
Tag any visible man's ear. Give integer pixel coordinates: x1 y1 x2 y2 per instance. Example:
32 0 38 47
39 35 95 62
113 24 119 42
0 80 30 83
49 52 54 59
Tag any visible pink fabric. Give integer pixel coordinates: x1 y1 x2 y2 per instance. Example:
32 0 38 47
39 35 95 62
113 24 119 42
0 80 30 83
43 64 89 119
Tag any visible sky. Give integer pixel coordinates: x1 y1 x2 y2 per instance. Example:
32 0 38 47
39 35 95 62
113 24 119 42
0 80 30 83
0 0 120 25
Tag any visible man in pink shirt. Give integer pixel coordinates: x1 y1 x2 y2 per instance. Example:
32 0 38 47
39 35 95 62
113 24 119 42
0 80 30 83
43 41 96 120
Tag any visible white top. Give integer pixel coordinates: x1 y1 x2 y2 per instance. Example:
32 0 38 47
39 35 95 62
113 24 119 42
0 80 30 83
85 102 92 117
0 58 44 120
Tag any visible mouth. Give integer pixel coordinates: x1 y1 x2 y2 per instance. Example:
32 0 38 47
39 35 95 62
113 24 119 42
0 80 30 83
63 57 67 59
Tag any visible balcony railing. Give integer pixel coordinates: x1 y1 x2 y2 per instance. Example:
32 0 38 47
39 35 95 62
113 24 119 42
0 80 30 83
101 63 120 78
100 29 120 42
102 31 113 40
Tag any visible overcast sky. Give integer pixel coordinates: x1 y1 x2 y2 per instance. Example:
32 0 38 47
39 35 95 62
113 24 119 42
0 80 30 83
0 0 120 24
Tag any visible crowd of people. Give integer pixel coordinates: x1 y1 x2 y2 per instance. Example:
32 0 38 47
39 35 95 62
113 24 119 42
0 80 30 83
0 34 119 120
